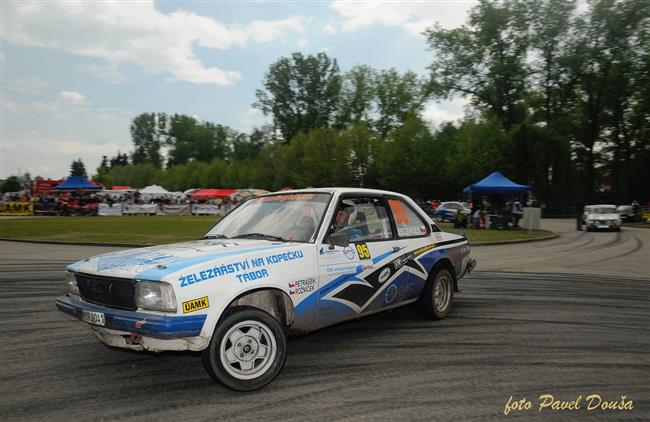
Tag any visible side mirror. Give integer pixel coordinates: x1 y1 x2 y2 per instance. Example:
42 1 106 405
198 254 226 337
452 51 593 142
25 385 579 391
329 230 350 249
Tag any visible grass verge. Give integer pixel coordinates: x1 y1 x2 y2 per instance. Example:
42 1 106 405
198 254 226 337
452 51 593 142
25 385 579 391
0 216 220 244
0 216 554 245
437 222 554 243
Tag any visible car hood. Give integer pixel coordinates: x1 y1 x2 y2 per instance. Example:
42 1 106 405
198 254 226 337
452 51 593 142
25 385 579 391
67 238 298 280
585 213 619 220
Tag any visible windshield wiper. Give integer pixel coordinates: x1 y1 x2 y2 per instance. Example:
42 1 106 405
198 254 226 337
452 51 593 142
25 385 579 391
203 234 229 239
232 233 286 242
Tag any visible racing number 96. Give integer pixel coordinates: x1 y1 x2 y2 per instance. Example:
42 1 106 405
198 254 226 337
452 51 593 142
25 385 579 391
355 243 371 260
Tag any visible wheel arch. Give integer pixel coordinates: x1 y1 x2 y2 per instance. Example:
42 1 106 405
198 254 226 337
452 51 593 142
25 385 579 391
430 258 458 291
224 287 295 333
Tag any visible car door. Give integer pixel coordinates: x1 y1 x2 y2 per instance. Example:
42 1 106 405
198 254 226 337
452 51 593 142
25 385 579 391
315 195 400 328
386 196 436 303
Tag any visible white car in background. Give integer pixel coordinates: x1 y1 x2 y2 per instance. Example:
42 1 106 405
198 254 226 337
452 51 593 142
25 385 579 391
583 204 621 231
56 188 476 391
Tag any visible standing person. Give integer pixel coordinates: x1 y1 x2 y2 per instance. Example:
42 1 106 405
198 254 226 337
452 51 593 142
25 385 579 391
511 198 523 228
575 197 586 231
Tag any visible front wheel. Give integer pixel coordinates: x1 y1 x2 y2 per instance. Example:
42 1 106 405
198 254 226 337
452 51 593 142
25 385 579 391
418 268 454 319
201 307 287 391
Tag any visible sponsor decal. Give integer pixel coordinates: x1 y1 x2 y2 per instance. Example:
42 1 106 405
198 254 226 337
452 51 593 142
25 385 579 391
289 277 316 295
182 296 209 313
325 249 428 312
343 246 356 260
252 193 315 203
384 284 398 304
325 264 359 274
393 255 410 270
355 243 371 260
319 247 340 257
414 244 435 256
378 267 391 284
179 249 304 287
397 226 426 236
388 199 410 225
434 232 444 241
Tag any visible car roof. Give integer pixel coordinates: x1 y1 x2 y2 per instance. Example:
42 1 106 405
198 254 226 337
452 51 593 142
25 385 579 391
258 187 412 198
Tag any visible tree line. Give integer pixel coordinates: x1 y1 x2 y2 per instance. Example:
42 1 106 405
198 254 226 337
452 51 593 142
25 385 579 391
89 0 649 206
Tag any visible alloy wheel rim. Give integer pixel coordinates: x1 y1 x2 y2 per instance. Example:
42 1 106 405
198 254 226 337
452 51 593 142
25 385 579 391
220 320 277 380
434 275 451 313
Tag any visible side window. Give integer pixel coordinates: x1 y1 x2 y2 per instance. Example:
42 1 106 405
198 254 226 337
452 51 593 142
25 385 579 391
329 197 394 242
388 198 429 238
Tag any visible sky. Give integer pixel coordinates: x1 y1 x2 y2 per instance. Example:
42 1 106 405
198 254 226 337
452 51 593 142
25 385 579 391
1 0 477 180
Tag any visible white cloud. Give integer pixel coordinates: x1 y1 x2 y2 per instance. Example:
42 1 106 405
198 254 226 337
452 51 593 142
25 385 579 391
246 16 306 43
241 107 264 130
59 91 88 105
422 98 468 127
2 137 128 179
330 1 476 36
81 64 128 84
298 38 309 48
2 2 306 86
5 76 49 96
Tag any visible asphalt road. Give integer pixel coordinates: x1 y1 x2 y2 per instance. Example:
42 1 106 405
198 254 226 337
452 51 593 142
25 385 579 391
0 219 648 421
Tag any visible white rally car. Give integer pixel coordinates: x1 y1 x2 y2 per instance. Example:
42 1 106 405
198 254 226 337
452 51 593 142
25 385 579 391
56 188 476 391
582 204 622 231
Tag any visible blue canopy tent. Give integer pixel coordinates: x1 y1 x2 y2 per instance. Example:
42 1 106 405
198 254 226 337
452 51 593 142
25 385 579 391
54 176 102 190
463 171 530 194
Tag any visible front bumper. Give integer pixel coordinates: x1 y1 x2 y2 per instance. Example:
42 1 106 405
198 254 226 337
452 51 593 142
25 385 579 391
586 221 620 231
56 295 206 338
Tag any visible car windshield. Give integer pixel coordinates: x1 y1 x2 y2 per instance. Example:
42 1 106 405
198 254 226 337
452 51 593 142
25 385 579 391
586 207 616 214
204 192 331 242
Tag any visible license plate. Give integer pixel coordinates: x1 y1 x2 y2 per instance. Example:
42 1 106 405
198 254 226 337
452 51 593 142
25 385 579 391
81 310 105 326
597 225 609 229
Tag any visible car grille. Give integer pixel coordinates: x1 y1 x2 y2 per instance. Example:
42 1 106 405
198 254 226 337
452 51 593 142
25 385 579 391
75 273 136 310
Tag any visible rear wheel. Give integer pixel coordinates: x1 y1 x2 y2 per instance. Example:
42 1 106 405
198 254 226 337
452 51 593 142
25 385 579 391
418 268 454 319
201 307 286 391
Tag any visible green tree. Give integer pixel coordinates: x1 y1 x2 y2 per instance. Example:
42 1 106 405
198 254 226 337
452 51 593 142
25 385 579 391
1 176 22 193
255 52 342 143
109 152 129 168
425 0 531 130
374 69 426 138
107 163 159 188
336 65 376 127
340 123 378 188
130 113 164 168
95 155 111 187
375 115 436 198
70 159 87 177
166 114 237 165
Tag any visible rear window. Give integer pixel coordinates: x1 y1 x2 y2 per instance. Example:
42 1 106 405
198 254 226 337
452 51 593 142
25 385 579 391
388 199 429 238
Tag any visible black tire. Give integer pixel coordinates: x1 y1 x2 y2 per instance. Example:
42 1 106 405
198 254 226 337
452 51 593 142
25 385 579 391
201 306 287 391
418 268 454 319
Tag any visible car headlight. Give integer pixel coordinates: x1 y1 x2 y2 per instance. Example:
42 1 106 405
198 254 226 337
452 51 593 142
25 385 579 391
135 281 177 312
65 271 80 296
